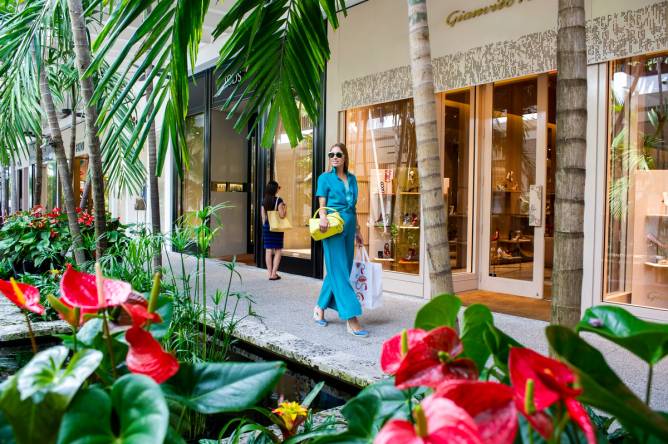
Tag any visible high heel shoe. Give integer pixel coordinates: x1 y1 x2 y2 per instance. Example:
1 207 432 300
346 321 369 337
313 308 328 327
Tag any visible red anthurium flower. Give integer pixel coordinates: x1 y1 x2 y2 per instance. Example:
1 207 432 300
125 326 179 384
0 278 44 315
381 328 428 375
122 303 162 327
509 348 595 444
375 395 482 444
436 380 517 444
395 326 478 389
60 264 131 309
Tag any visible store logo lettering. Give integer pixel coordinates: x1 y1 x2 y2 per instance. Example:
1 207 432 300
446 0 532 28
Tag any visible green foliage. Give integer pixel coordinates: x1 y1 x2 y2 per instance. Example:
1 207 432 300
413 293 461 330
0 346 102 444
460 304 494 371
546 326 668 441
162 361 286 414
214 0 346 149
56 374 169 444
577 305 668 365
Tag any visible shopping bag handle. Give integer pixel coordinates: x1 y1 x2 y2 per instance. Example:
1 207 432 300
356 246 370 262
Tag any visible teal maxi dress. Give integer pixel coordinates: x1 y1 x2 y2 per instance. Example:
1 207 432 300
316 169 362 320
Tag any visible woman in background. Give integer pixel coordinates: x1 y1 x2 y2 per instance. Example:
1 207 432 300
261 180 286 280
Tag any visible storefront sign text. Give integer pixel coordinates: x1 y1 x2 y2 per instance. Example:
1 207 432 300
446 0 532 28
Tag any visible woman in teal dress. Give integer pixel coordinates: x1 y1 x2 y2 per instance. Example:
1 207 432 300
313 143 368 337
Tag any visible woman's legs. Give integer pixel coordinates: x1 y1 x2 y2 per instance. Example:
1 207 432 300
265 248 273 278
271 249 282 278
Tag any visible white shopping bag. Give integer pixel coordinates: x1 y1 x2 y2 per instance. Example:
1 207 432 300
350 247 383 309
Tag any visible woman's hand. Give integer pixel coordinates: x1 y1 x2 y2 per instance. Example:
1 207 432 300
355 230 364 246
319 216 329 233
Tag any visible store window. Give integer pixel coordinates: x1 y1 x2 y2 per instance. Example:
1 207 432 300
274 112 313 259
178 113 205 226
43 161 57 209
442 90 472 273
489 79 538 281
604 52 668 309
346 99 421 275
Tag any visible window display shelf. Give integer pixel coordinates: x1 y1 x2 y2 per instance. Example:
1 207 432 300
399 226 420 230
400 192 420 195
646 214 668 218
643 261 668 269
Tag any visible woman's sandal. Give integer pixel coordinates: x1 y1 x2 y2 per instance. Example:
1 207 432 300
313 308 328 327
346 321 369 337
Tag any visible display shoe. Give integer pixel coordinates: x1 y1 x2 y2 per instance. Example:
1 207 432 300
403 248 417 262
403 213 411 225
647 233 668 249
411 213 419 226
498 248 515 260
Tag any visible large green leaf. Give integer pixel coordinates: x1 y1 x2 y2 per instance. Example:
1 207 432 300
546 326 668 441
17 347 102 403
312 379 412 444
577 306 668 365
161 361 286 414
460 304 494 371
413 293 461 330
56 374 169 444
483 325 523 383
0 410 15 444
0 347 102 444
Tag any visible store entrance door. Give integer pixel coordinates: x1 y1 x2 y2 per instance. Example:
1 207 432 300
479 74 555 299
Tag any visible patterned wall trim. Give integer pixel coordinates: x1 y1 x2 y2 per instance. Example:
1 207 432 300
341 2 667 110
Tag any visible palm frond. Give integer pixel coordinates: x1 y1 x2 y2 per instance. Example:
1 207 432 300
214 0 346 149
88 0 211 177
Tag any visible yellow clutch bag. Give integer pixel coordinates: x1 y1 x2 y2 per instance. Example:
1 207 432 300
309 207 344 241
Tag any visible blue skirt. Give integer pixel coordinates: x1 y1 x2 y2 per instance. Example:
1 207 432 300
263 221 284 249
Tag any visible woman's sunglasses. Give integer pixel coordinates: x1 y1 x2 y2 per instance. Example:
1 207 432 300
328 152 344 159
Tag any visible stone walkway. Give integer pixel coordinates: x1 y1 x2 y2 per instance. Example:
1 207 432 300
168 252 668 411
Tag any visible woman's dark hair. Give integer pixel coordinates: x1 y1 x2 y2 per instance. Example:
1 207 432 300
263 180 280 211
330 143 349 173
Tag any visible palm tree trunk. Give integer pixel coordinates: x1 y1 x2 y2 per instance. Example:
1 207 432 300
33 133 43 207
69 84 77 175
551 0 587 327
10 160 19 211
36 49 86 265
80 175 90 208
67 0 107 260
144 6 162 271
145 76 162 270
405 0 454 297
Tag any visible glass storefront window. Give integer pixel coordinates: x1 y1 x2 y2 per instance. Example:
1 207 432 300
604 52 668 309
274 112 313 259
489 79 538 281
442 90 471 273
346 99 421 275
43 162 57 209
179 113 205 227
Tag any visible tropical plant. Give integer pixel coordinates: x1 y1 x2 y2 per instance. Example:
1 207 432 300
0 264 286 444
306 294 668 444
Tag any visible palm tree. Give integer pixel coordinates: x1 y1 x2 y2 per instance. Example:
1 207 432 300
551 0 587 327
36 44 87 265
405 0 454 295
67 0 107 259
